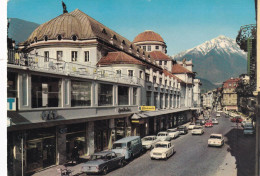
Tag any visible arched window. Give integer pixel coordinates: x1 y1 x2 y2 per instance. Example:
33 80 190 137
44 35 48 41
72 35 77 41
57 35 62 41
34 37 37 43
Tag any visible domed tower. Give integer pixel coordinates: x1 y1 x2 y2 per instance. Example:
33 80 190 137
133 30 167 53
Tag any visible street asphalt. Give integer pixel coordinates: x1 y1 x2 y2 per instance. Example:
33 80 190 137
99 111 255 176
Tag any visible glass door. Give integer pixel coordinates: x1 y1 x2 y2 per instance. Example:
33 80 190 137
26 140 43 172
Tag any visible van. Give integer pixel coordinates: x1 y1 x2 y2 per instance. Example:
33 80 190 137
112 136 143 160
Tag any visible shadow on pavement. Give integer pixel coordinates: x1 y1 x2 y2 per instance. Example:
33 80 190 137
224 127 255 176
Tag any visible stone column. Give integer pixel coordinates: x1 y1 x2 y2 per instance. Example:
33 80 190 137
56 125 67 165
86 121 95 155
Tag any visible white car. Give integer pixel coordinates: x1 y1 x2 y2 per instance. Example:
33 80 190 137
141 135 160 150
208 134 224 147
167 128 180 139
188 123 196 130
150 141 175 160
212 118 219 124
192 125 204 135
157 132 168 141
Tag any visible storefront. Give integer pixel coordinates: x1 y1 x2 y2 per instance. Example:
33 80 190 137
25 127 56 173
66 123 86 160
114 118 126 140
94 120 110 152
131 119 146 137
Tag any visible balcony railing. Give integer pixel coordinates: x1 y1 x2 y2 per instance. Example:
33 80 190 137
7 50 141 85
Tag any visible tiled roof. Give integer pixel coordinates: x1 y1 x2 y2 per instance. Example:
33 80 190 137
223 78 240 89
133 30 164 43
172 64 193 74
97 52 145 66
149 51 171 61
163 69 185 83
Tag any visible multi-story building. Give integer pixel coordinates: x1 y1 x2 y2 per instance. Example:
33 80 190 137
222 77 240 111
7 9 200 175
193 79 202 108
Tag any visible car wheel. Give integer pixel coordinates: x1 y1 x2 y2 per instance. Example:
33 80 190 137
102 166 108 175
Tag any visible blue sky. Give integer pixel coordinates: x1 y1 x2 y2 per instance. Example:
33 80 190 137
7 0 256 55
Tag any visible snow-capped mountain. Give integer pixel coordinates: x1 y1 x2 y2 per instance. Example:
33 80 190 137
173 35 247 59
173 35 247 87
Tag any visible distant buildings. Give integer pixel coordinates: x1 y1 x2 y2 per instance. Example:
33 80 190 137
222 77 240 111
7 9 201 175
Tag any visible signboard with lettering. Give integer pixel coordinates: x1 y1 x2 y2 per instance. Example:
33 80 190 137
7 98 16 111
140 106 155 111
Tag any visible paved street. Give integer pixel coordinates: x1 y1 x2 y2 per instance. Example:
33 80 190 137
97 112 254 176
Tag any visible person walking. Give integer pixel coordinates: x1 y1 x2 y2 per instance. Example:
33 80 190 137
71 145 79 164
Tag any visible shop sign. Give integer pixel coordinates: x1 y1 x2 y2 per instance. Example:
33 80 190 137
7 98 16 111
118 107 131 113
131 120 140 123
140 106 155 111
41 110 58 121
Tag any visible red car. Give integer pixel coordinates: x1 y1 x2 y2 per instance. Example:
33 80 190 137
205 121 213 127
231 117 243 123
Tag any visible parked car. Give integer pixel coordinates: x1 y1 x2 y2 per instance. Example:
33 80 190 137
157 131 169 141
231 116 243 123
167 128 180 139
216 113 221 117
150 141 175 160
188 123 196 130
195 120 201 126
141 136 160 150
204 116 209 120
212 118 219 124
112 136 143 160
177 126 188 135
200 119 206 125
243 126 255 135
208 134 224 147
205 121 213 127
81 151 125 175
192 125 204 135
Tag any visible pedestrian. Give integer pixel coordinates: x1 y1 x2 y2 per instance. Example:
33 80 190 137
71 145 79 164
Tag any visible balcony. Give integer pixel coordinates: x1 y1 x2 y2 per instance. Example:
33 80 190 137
7 50 141 85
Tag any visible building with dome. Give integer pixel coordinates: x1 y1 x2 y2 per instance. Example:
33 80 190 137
7 8 200 175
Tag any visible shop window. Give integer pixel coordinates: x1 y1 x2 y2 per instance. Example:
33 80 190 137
44 51 49 62
71 51 77 62
85 51 90 62
31 75 62 108
71 80 91 107
7 72 17 98
133 87 137 105
118 86 129 105
57 51 63 61
22 74 28 106
98 83 113 106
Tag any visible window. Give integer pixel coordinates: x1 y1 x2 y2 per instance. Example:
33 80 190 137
164 61 167 65
128 70 133 77
98 84 113 106
145 73 150 82
143 46 146 51
7 72 18 98
22 74 28 106
153 76 157 83
31 75 62 108
57 51 63 61
159 78 162 84
133 87 137 105
72 35 77 41
65 80 69 105
44 51 49 62
148 45 151 51
146 91 152 106
71 51 77 62
85 51 90 62
165 80 167 85
169 81 171 86
118 86 129 105
139 71 143 79
116 70 121 77
159 61 162 65
71 80 91 107
155 46 159 50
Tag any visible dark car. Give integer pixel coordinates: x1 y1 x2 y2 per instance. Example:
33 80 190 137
81 151 125 175
177 126 188 135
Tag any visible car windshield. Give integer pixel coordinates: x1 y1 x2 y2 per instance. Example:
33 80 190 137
190 123 195 125
158 133 166 136
112 143 126 149
210 135 221 139
194 126 201 129
244 127 253 130
167 129 177 132
155 144 168 148
142 137 154 141
90 155 106 160
178 127 185 130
